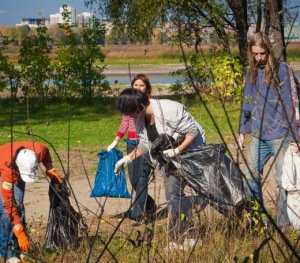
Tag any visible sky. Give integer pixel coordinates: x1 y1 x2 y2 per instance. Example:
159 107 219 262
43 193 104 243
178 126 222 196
0 0 91 25
0 0 299 26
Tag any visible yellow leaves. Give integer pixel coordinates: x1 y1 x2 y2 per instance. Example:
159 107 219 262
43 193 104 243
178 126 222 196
192 53 243 100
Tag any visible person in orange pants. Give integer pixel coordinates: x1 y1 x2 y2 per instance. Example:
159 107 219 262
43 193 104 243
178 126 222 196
0 141 63 263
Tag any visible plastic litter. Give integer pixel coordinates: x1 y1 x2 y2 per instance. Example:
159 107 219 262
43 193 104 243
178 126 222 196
44 181 84 249
90 149 130 198
151 137 247 215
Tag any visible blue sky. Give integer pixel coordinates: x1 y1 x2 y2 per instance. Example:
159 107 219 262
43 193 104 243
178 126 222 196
0 0 299 26
0 0 90 25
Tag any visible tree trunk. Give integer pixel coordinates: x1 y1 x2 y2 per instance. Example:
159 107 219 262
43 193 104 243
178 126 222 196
267 0 286 61
256 0 262 32
227 0 249 66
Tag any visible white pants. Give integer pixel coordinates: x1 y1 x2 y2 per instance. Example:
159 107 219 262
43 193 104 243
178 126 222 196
287 191 300 230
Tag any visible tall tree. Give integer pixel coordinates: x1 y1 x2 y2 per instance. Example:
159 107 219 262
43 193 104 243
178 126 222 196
18 26 52 100
86 0 296 65
226 0 249 65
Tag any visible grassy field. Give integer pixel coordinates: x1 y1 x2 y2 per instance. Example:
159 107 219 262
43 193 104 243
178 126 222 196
25 213 300 262
0 95 241 152
2 95 300 262
3 43 300 65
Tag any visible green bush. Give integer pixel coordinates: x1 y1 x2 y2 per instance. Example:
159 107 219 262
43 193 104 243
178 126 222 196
191 53 243 100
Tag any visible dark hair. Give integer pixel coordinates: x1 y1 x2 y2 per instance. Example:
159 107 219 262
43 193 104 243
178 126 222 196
131 74 152 95
117 88 150 115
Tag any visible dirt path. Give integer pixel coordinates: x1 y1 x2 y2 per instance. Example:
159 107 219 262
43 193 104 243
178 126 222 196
24 150 167 224
24 144 279 225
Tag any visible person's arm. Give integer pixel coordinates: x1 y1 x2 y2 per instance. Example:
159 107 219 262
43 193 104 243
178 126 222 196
1 167 22 226
163 133 196 157
239 71 253 147
0 167 30 252
107 115 131 151
116 115 130 139
38 145 63 184
278 64 300 148
114 147 145 175
107 136 121 151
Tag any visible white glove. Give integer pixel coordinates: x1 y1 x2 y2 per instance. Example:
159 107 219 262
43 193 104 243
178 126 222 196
238 134 245 149
114 155 132 175
107 138 119 152
289 142 300 154
163 148 181 158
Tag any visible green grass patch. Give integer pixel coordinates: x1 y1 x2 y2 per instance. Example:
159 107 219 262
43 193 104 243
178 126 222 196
287 48 300 62
0 95 241 152
104 56 183 65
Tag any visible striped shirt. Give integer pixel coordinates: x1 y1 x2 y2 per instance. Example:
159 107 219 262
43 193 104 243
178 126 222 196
116 115 138 140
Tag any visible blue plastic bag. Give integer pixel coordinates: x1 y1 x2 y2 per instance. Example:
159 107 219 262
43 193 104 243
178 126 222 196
90 148 131 198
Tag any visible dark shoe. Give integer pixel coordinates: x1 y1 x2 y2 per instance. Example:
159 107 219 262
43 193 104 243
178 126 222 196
110 210 130 219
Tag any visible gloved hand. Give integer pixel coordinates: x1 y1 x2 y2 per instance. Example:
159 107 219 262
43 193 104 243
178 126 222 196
13 224 30 252
114 155 132 175
46 168 63 184
107 137 119 152
289 142 300 154
163 148 181 158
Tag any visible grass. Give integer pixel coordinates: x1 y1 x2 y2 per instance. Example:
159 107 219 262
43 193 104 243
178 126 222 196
3 43 300 66
0 95 241 153
1 95 299 262
23 212 300 262
287 48 300 62
104 54 184 65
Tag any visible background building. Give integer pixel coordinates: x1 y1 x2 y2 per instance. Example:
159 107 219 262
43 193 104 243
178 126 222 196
16 17 48 28
77 12 92 27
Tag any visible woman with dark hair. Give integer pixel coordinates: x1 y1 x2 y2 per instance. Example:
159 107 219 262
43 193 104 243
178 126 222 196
114 88 206 249
238 32 300 228
107 74 156 222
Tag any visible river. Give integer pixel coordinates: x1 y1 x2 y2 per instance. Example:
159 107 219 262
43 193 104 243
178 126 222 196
105 70 300 85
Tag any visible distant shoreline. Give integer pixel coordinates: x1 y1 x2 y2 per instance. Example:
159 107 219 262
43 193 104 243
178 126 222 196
104 62 300 75
103 64 185 75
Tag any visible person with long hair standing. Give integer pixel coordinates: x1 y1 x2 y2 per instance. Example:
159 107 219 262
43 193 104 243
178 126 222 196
107 74 156 222
238 32 300 229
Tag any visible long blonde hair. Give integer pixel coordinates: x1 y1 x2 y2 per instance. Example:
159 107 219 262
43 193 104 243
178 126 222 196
248 32 279 87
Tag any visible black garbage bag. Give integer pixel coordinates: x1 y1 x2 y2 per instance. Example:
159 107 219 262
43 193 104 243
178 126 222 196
151 137 246 215
44 181 83 249
150 134 177 170
178 144 246 215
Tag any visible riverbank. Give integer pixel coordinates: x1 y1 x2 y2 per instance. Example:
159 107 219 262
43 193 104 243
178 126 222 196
104 61 300 75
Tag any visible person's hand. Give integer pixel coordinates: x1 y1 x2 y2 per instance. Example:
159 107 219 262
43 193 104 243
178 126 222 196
114 156 131 175
13 224 30 252
163 148 181 158
107 138 119 152
46 168 63 184
238 134 245 149
289 142 300 154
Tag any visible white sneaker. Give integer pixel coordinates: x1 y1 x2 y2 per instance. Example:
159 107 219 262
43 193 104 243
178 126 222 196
6 257 21 263
164 241 184 251
182 238 202 249
164 239 202 252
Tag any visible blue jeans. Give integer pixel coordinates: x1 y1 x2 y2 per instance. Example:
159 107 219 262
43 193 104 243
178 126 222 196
164 174 208 241
164 137 207 241
126 140 156 219
0 181 25 259
247 136 289 226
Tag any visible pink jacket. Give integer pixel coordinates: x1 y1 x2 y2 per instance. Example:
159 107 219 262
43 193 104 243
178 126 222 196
116 115 138 140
